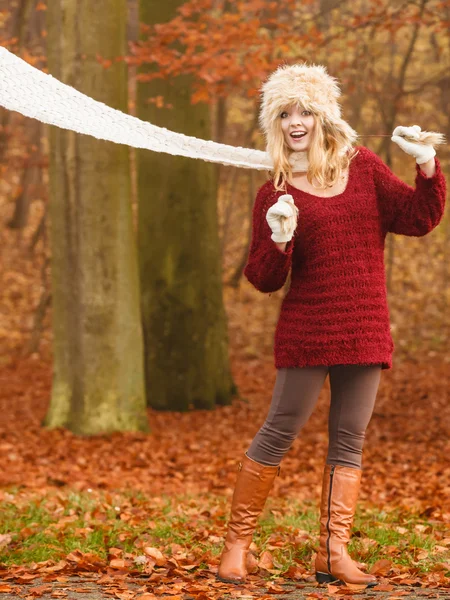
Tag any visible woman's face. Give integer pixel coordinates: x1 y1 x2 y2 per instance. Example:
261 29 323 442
280 104 316 152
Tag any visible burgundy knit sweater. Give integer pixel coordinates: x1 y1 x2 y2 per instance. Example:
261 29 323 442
244 146 447 370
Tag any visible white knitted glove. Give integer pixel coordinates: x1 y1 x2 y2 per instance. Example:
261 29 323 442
391 125 436 165
266 194 299 243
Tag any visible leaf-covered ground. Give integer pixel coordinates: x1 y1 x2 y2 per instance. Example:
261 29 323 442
0 354 449 599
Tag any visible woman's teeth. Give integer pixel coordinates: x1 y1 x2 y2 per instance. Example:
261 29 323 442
291 132 307 139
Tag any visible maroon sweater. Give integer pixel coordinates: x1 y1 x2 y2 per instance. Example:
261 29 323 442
244 146 447 370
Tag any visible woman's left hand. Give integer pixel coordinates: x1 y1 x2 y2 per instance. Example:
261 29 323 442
391 125 436 165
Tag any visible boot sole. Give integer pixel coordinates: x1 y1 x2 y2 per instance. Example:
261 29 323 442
216 575 246 585
316 572 377 588
316 572 344 585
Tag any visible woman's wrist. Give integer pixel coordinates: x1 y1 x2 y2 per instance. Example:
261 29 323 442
418 157 436 177
275 241 288 252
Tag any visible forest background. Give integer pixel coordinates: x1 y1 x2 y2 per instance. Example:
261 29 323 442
1 0 449 370
0 0 449 597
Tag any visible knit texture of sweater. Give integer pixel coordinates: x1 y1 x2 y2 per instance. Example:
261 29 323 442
244 146 447 370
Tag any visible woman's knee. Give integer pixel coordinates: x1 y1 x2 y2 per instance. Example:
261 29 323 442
327 427 366 468
257 420 299 450
247 421 299 465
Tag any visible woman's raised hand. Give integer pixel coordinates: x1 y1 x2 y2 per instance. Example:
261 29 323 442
391 125 436 165
265 194 299 243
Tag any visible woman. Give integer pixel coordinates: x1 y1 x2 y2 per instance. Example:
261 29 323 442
217 64 446 587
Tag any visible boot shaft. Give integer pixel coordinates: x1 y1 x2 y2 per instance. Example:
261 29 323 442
316 464 376 587
319 465 362 548
228 454 280 538
217 454 280 584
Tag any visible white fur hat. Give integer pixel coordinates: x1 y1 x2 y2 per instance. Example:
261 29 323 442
259 63 357 144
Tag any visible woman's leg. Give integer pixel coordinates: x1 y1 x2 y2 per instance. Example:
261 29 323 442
327 364 381 468
218 366 328 583
247 366 329 465
316 365 382 587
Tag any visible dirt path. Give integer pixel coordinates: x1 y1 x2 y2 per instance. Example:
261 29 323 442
0 576 449 600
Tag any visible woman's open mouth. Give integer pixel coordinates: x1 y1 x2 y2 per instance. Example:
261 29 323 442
290 131 307 140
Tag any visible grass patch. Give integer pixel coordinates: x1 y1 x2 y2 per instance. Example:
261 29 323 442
351 507 449 572
0 489 448 575
0 489 200 566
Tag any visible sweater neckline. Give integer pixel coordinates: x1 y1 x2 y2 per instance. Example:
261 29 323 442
285 156 355 200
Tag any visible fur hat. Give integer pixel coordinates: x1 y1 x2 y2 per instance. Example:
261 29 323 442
259 63 358 145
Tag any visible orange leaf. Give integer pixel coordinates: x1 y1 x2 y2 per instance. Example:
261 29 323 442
246 551 259 573
109 558 126 569
369 558 392 575
143 547 167 566
285 565 306 579
258 550 274 570
372 584 395 592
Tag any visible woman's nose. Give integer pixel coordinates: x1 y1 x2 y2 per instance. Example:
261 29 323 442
290 111 304 125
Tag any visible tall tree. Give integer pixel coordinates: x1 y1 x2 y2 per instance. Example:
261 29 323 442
137 1 235 410
44 0 148 434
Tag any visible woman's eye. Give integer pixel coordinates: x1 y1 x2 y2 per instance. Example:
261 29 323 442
280 110 311 118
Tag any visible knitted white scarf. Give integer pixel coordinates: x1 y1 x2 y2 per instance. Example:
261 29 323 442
0 47 310 172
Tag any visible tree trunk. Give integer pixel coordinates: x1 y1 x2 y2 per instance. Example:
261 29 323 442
228 170 257 288
137 1 235 410
8 119 42 231
44 0 148 434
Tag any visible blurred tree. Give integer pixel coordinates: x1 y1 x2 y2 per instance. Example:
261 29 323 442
137 0 235 410
44 0 148 433
0 0 46 215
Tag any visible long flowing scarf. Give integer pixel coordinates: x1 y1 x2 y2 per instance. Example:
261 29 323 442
0 47 309 172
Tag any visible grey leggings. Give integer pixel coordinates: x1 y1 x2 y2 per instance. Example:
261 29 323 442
247 365 382 469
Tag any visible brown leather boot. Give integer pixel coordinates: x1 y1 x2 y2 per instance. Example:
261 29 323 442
217 454 280 584
315 465 377 587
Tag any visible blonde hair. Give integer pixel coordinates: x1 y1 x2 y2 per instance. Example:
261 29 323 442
270 109 358 192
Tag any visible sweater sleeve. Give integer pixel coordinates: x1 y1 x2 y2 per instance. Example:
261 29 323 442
243 182 294 293
366 147 447 237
